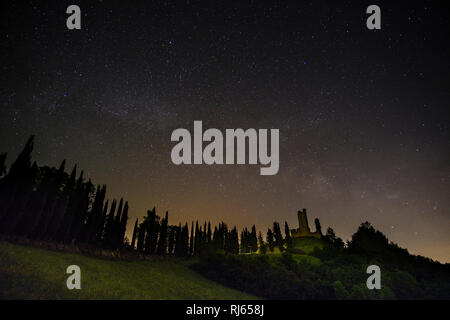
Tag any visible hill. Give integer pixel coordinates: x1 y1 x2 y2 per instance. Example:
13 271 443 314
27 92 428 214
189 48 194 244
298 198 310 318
0 241 257 299
191 225 450 300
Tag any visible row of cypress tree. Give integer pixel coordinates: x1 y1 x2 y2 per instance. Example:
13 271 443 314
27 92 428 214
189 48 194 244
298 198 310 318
130 210 243 256
0 136 128 249
128 210 298 256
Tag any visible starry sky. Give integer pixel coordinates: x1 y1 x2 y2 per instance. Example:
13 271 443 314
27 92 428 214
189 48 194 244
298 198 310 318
1 1 449 262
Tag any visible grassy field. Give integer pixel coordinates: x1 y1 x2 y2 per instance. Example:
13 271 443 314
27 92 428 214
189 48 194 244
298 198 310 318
0 241 257 300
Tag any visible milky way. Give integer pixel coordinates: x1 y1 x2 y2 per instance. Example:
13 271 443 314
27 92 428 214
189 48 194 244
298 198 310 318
1 1 449 262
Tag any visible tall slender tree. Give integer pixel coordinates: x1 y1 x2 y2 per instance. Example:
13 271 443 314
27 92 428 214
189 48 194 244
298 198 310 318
250 225 258 253
284 221 292 249
157 211 168 254
168 226 175 254
267 228 275 252
189 221 194 255
103 199 117 246
273 222 284 251
258 231 267 254
131 218 138 249
314 218 322 236
118 201 129 248
0 152 6 178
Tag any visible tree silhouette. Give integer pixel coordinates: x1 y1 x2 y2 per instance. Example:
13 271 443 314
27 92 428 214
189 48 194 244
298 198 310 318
207 222 212 243
314 218 322 235
189 221 194 255
267 228 275 252
273 222 283 251
157 211 168 254
194 221 200 255
35 160 65 239
103 198 117 246
250 225 258 253
0 152 6 178
136 220 146 252
258 231 267 254
131 218 138 249
118 201 129 248
168 225 175 254
284 221 292 249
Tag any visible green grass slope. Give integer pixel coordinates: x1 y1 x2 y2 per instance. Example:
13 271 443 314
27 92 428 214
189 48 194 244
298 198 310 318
0 241 257 300
290 237 324 254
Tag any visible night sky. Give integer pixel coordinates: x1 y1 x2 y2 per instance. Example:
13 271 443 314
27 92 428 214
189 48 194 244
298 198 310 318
1 1 449 262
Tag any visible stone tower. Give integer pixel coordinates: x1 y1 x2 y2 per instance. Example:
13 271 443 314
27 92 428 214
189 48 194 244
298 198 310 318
297 208 310 233
291 208 322 239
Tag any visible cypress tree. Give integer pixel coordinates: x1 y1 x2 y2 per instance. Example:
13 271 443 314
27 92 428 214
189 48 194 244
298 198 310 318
241 227 250 253
168 226 175 254
189 221 194 256
143 208 158 254
203 221 207 247
174 223 182 256
183 223 189 256
7 136 34 180
273 222 284 251
118 201 129 248
230 227 239 254
72 175 92 242
97 199 108 242
157 211 168 254
131 218 138 249
194 221 200 255
0 152 8 220
136 221 146 252
103 199 117 246
240 230 245 253
219 223 228 251
95 185 107 242
23 167 53 238
250 225 258 253
212 226 218 249
267 228 275 252
8 162 38 235
54 165 78 241
0 152 6 178
207 222 212 244
0 136 34 225
19 186 43 237
198 225 204 254
258 232 267 254
35 160 66 239
314 218 322 236
147 208 158 254
65 170 84 241
285 221 292 249
83 184 101 243
109 198 123 248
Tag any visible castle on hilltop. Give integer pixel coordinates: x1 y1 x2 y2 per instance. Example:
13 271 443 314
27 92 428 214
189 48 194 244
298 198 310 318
290 208 322 239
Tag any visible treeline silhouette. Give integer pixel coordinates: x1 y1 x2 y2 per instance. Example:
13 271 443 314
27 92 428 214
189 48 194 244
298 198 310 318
0 136 297 256
131 211 242 256
0 136 128 249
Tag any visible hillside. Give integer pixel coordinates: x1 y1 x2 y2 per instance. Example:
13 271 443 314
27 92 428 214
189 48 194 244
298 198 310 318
191 230 450 300
0 241 257 300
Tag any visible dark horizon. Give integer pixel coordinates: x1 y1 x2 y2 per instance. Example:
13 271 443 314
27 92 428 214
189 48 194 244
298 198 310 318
1 1 449 263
